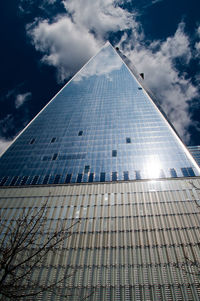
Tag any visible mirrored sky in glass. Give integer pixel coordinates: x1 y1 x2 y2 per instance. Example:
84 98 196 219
0 43 199 186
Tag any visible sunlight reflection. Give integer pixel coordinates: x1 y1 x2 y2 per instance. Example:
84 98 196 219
146 156 162 179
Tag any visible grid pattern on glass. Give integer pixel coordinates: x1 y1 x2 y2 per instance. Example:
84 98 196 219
0 43 199 186
188 145 200 167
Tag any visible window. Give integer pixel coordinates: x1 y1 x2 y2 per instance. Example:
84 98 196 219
65 153 86 160
10 176 18 186
135 170 141 180
77 174 83 183
181 167 195 177
65 174 72 184
112 172 117 181
84 165 90 173
29 138 35 145
0 176 8 186
100 172 106 182
124 171 129 181
54 174 61 184
170 168 177 178
20 176 28 186
51 137 56 143
42 156 51 161
181 168 189 177
159 169 165 178
52 153 58 161
88 173 94 183
126 137 131 143
58 155 67 160
138 87 142 90
112 150 117 157
32 175 39 185
78 131 83 136
188 167 195 177
43 175 50 185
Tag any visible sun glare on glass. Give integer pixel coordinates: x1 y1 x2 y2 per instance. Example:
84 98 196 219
146 156 162 179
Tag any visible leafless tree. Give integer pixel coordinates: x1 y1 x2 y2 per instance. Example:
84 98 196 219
173 251 200 278
0 201 93 300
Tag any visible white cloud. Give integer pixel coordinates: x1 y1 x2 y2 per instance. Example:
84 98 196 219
62 0 136 38
0 114 15 137
28 17 100 82
15 92 32 109
27 0 138 81
74 43 123 82
27 1 199 143
151 0 163 4
118 22 198 142
194 25 200 56
158 22 191 62
0 139 12 156
195 42 200 52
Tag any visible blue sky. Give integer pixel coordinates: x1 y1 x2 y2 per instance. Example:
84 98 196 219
0 0 200 153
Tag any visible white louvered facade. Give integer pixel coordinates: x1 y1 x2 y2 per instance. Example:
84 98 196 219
0 178 200 300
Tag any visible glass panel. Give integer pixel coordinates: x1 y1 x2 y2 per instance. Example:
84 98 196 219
0 43 199 185
65 174 72 183
112 172 117 181
53 174 61 184
170 168 177 178
43 175 50 184
31 175 39 185
100 172 106 182
77 174 83 183
88 173 94 182
135 170 141 180
123 171 129 181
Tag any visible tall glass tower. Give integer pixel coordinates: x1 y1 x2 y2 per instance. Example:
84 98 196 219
0 43 199 186
0 43 200 300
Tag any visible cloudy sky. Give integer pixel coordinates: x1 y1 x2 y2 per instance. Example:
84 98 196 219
1 0 200 154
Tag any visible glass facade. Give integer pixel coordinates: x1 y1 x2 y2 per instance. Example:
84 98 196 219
0 43 200 300
0 43 199 186
188 145 200 167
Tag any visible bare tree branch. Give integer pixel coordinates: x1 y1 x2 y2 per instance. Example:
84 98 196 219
0 200 86 300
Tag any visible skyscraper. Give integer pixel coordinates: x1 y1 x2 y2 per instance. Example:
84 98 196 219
0 42 200 300
188 145 200 167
